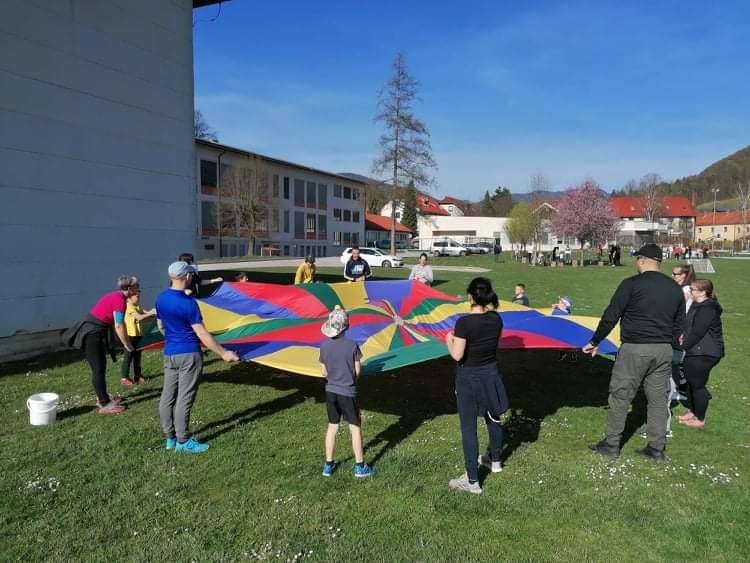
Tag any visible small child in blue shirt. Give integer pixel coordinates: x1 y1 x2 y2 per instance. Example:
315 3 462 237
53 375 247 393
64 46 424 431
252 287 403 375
512 283 529 307
319 307 375 478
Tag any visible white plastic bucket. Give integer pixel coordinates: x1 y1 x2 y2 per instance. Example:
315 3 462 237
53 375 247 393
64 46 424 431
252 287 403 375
27 393 59 426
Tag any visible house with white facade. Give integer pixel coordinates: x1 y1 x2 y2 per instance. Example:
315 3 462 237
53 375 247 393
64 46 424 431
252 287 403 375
381 192 449 222
197 140 366 259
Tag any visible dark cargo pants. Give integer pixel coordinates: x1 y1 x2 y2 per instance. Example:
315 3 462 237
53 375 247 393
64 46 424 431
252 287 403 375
604 343 672 450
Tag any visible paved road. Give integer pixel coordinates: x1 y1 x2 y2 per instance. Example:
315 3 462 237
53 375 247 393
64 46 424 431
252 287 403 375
199 258 490 273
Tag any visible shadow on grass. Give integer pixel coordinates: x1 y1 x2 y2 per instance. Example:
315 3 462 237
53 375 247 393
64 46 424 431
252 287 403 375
58 405 96 420
199 349 616 466
0 348 86 379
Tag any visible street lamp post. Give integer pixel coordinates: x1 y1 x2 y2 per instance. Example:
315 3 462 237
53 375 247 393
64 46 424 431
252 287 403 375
711 188 720 251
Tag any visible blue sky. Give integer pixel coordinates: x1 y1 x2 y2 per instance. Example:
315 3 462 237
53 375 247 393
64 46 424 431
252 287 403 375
193 0 749 199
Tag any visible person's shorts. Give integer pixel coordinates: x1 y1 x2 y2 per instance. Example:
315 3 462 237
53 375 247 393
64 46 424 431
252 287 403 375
325 391 360 425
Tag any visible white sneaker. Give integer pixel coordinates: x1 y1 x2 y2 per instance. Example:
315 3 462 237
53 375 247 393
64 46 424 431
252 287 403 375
448 475 482 495
478 454 503 473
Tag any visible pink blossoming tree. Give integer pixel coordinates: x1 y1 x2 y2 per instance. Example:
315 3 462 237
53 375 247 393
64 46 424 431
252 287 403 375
552 180 618 264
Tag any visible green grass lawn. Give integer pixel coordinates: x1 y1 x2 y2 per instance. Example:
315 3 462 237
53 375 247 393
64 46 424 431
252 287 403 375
1 257 749 561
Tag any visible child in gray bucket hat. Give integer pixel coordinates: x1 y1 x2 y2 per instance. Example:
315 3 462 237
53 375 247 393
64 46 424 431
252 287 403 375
319 307 375 478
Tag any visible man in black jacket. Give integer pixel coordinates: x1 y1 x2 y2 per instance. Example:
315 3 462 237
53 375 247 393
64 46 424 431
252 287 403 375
583 243 685 461
344 246 372 282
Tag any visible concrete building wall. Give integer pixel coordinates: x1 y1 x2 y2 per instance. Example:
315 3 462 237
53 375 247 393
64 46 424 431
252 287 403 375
0 0 196 341
416 216 512 249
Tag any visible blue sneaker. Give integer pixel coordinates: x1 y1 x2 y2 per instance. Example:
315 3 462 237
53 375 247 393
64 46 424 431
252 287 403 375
322 462 336 477
175 437 209 453
165 437 177 450
353 463 375 478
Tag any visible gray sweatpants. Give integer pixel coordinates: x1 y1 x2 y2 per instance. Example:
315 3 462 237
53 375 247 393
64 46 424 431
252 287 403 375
159 352 203 442
604 343 672 450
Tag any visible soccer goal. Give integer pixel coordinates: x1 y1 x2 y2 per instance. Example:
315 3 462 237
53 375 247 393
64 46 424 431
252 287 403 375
686 258 715 273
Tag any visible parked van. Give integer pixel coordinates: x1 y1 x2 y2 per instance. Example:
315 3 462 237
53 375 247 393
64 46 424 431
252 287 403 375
431 239 467 257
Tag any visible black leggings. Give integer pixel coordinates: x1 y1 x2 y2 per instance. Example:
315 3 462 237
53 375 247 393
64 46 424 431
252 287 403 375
121 336 142 380
456 371 505 483
683 355 719 421
83 331 110 404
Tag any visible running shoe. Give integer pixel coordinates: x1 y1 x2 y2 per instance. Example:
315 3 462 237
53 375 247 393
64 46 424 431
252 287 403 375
680 418 705 428
97 401 126 414
448 475 482 495
322 462 336 477
478 454 503 473
677 412 695 422
165 437 177 450
120 378 135 386
136 376 147 384
175 437 209 453
353 464 375 478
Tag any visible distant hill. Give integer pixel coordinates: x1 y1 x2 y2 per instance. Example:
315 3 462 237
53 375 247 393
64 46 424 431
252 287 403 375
511 190 564 202
661 145 750 207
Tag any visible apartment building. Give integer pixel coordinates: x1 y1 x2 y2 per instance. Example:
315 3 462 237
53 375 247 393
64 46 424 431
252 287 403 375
196 140 366 258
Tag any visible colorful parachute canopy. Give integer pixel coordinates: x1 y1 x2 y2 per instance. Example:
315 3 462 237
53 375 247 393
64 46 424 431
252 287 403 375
142 280 619 377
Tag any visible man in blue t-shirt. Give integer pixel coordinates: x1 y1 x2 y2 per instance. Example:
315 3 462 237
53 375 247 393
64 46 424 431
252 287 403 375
155 261 239 453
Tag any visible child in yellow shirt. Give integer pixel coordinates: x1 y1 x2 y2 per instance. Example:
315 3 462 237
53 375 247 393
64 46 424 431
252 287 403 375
121 287 156 385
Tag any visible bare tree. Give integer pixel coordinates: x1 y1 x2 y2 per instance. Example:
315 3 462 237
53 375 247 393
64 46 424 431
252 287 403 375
638 173 663 223
372 53 436 255
219 155 269 256
194 109 219 142
737 181 750 250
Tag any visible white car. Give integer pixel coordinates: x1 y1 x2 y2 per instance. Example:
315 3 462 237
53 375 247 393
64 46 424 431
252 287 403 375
431 239 467 257
340 247 403 268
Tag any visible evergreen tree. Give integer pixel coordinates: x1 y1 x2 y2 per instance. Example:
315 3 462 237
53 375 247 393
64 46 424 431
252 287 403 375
480 191 494 216
401 182 419 233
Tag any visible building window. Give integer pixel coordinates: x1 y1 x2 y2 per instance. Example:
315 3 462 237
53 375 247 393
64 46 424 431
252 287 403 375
200 160 217 187
283 245 290 256
283 210 290 233
352 188 360 201
343 186 352 199
343 209 351 222
333 184 342 198
201 201 217 233
395 212 401 220
724 226 728 232
306 181 317 208
318 215 327 238
333 232 342 246
306 213 316 235
294 179 305 206
271 208 280 232
698 227 702 233
273 174 280 198
352 211 360 223
294 211 305 239
711 227 714 233
283 177 290 199
318 184 327 209
343 232 351 245
333 208 342 220
352 232 360 245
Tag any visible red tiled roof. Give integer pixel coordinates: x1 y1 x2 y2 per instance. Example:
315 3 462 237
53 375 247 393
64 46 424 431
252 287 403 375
365 213 412 233
696 210 750 226
418 193 450 215
609 196 697 218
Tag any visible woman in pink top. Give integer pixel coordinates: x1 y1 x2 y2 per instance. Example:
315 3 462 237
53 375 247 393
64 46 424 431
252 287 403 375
84 276 139 413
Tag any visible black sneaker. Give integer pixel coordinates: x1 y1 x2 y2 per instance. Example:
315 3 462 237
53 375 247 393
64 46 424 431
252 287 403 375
635 445 665 462
588 440 620 457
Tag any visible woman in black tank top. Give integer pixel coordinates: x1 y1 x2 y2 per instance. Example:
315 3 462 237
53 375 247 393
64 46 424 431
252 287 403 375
445 277 509 495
